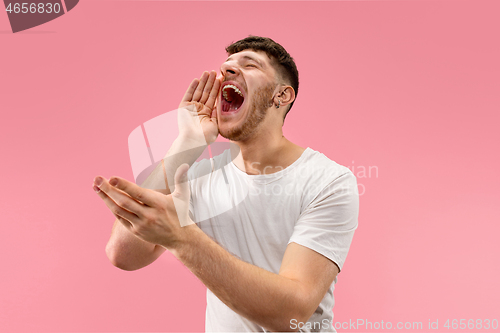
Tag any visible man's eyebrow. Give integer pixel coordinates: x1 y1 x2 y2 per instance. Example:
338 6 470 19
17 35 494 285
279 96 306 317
225 55 264 67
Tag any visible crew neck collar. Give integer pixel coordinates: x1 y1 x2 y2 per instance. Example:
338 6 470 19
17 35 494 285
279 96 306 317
229 147 312 183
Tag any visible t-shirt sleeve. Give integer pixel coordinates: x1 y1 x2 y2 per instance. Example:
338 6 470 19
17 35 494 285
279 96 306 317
287 171 359 272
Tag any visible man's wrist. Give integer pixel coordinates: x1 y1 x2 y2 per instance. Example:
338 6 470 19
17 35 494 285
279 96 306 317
171 134 208 154
166 222 200 259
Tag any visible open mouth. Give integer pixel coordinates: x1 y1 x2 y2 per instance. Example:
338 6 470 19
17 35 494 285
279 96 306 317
221 83 245 113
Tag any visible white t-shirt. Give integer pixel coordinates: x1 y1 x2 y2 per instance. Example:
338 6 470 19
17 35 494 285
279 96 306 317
187 147 359 332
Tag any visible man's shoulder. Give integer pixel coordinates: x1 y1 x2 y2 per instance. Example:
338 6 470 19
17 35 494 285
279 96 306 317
299 147 354 181
298 148 359 211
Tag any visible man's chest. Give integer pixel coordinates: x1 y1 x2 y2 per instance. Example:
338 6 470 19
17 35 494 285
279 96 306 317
197 181 304 272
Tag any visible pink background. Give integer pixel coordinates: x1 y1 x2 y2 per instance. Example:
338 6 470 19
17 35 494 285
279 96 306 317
1 0 499 332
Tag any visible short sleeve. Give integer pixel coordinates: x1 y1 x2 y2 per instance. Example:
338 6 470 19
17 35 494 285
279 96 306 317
288 171 359 272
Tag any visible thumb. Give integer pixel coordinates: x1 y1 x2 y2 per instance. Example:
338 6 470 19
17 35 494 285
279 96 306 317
172 163 190 200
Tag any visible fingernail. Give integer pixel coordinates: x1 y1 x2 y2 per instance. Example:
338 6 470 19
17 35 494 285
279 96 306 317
94 176 103 187
109 178 118 186
93 185 101 193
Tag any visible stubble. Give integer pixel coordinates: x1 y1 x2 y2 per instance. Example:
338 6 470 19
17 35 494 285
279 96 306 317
219 82 276 142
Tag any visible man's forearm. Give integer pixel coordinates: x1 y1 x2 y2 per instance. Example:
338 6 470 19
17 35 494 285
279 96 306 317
170 225 309 332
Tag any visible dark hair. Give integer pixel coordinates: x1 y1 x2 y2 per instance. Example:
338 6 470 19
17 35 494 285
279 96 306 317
225 36 299 120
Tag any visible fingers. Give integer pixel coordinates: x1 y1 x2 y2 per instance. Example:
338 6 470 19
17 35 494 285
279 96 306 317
93 179 142 225
198 71 218 105
94 177 149 213
206 76 221 111
180 78 200 104
191 71 209 102
105 176 158 208
182 71 219 105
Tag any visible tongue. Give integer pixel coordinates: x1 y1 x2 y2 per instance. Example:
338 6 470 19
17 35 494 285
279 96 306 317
230 94 244 111
224 88 244 111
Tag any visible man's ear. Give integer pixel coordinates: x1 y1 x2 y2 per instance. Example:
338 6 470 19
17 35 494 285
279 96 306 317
274 85 295 110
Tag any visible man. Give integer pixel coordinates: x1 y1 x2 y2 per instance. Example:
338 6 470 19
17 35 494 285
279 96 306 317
93 36 359 332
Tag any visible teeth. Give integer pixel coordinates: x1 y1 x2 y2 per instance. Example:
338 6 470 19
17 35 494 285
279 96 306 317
222 84 243 100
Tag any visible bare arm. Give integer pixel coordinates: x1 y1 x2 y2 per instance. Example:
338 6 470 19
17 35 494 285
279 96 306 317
170 225 339 332
103 71 220 270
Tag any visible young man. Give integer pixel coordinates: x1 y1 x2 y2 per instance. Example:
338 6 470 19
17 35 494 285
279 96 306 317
94 36 359 332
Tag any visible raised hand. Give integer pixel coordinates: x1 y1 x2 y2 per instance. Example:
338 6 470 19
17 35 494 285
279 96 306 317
178 71 221 145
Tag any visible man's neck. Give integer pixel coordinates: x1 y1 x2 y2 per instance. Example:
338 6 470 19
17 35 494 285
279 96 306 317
230 129 305 176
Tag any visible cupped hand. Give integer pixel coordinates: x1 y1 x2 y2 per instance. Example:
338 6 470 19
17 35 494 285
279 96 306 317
178 71 221 145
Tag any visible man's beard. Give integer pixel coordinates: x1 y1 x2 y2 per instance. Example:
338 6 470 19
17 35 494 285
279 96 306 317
219 82 276 142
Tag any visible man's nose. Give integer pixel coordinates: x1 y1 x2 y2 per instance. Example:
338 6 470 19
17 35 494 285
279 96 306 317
220 62 240 78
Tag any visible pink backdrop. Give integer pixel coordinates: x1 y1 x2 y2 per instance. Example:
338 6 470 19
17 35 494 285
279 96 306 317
1 1 499 332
